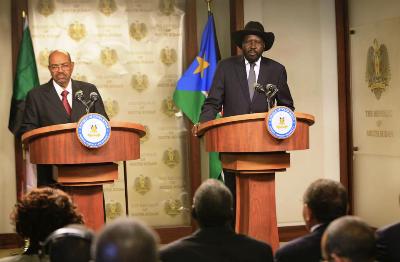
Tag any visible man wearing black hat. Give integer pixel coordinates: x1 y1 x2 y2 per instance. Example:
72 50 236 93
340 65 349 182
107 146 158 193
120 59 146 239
199 21 294 226
199 21 294 122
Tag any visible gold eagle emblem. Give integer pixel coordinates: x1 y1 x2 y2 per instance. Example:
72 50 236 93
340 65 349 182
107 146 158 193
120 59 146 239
366 38 391 100
164 199 182 217
36 0 55 17
104 98 119 119
162 97 179 117
159 0 175 16
39 49 51 67
140 125 150 144
100 47 118 67
129 22 148 41
160 47 177 66
105 201 123 220
131 73 149 92
68 21 86 41
163 148 179 168
134 175 151 195
98 0 117 16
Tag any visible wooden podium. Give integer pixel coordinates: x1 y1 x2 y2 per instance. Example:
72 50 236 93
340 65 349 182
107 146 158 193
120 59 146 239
21 121 145 231
197 112 314 251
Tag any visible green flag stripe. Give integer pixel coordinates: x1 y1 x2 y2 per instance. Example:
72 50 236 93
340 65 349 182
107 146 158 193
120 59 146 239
173 90 206 124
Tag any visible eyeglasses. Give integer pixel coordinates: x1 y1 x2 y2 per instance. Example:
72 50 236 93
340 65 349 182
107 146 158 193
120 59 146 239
49 63 71 72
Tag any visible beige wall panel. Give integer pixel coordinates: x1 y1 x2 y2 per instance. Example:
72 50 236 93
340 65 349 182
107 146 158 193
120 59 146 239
349 0 400 227
244 0 339 226
28 0 190 227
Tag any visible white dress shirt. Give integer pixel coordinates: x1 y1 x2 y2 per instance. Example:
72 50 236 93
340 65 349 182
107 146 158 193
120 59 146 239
53 80 73 109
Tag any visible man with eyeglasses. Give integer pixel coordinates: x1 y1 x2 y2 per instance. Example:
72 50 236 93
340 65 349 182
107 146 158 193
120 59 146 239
199 21 294 226
20 50 108 186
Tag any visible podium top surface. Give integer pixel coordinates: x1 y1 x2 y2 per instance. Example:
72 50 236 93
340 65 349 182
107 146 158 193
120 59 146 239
22 121 146 145
22 121 146 164
197 112 314 137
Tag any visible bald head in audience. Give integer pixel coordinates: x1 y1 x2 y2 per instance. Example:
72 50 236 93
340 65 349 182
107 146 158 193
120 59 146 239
94 217 159 262
322 216 376 262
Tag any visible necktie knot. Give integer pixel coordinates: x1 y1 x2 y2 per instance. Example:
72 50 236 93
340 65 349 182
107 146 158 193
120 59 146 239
61 90 69 97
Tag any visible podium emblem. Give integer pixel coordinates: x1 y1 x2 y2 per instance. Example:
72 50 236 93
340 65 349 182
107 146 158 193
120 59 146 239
266 106 296 139
76 113 111 148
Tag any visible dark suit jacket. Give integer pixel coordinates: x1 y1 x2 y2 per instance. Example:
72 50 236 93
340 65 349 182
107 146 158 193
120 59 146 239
200 55 294 123
274 224 328 262
160 227 273 262
20 79 108 135
376 222 400 262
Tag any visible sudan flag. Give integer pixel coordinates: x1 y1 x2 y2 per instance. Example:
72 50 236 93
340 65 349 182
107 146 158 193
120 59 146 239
8 17 39 135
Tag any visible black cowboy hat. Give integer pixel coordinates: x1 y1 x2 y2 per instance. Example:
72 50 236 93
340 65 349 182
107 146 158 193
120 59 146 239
232 21 275 51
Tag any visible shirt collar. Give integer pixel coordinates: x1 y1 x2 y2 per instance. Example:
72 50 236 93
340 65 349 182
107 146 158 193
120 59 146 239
244 56 261 67
53 79 72 95
310 223 324 232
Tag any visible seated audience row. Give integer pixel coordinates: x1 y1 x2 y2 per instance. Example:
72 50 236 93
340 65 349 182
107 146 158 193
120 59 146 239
2 179 399 262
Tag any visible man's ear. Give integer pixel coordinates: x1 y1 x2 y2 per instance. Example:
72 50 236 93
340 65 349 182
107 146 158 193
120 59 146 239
303 203 313 222
191 205 197 219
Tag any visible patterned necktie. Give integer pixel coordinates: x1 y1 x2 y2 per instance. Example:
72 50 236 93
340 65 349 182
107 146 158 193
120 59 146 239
61 90 72 116
248 63 256 100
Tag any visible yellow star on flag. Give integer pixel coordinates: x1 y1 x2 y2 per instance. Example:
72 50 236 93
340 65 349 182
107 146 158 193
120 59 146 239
193 55 209 78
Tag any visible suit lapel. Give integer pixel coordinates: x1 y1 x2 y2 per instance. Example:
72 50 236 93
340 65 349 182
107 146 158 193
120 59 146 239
44 80 71 120
234 56 252 104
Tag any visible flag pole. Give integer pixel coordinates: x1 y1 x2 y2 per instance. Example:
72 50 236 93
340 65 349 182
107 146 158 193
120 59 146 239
205 0 212 14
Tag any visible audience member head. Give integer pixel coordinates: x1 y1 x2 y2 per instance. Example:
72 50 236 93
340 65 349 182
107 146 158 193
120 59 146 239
41 224 93 262
192 179 233 228
303 179 348 230
10 187 83 254
94 217 159 262
322 216 376 262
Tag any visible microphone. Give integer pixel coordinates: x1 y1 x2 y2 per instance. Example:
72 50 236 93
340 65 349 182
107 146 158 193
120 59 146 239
89 92 99 102
75 90 85 104
75 90 92 114
254 83 278 111
87 92 99 112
